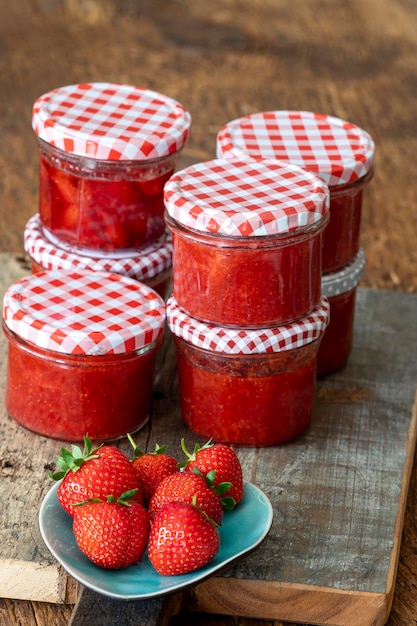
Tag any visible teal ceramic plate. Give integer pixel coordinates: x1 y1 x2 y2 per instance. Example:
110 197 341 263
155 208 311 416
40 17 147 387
39 480 273 600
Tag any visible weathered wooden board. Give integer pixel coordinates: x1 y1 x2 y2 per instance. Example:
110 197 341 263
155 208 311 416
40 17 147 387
0 253 416 626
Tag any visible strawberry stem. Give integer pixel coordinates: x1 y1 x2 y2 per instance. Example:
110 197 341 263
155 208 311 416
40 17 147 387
127 433 168 460
50 434 101 481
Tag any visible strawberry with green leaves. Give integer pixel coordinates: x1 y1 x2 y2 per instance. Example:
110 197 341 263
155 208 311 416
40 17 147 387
127 434 179 505
73 489 150 569
51 435 143 517
148 470 233 525
181 439 244 505
148 500 220 575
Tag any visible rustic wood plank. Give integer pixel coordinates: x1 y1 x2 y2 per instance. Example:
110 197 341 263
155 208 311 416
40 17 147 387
0 245 416 626
122 289 417 626
0 255 417 626
69 586 185 626
185 290 417 625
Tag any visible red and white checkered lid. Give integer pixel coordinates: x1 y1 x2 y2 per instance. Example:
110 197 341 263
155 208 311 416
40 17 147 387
164 158 329 237
32 82 191 160
3 270 166 356
216 111 375 187
322 248 366 297
24 214 172 280
167 295 330 354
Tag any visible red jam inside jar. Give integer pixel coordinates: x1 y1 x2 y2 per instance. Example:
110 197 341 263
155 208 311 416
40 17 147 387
167 295 330 446
216 110 374 274
2 270 166 441
32 83 191 251
24 214 173 300
164 158 329 328
317 249 365 376
321 171 373 273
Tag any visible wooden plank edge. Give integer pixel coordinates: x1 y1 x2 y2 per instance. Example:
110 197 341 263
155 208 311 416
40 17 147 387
190 579 391 626
0 561 77 604
384 385 417 595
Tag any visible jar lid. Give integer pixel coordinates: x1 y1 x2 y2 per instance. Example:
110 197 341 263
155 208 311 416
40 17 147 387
24 214 172 280
32 82 192 161
3 270 165 355
321 248 366 297
216 111 375 187
167 295 330 354
163 157 329 237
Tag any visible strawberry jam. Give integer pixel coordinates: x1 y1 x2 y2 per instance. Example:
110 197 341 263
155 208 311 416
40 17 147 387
217 110 374 274
167 295 330 446
32 83 191 251
2 270 166 441
164 158 329 328
317 249 365 376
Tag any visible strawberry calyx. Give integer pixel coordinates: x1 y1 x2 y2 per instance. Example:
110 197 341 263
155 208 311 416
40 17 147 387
72 488 139 508
127 433 167 460
179 437 214 466
190 466 236 512
50 434 102 481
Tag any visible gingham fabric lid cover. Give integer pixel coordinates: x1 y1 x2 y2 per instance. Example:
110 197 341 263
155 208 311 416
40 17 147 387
164 158 329 237
216 111 375 187
167 295 330 354
32 82 191 160
3 270 165 356
24 214 172 280
322 248 366 297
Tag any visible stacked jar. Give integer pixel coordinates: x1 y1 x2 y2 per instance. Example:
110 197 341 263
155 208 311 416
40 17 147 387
216 110 375 374
164 158 331 446
2 83 191 442
27 82 192 298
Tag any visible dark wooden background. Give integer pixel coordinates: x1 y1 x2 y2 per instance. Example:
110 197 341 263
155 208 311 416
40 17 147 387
0 1 416 624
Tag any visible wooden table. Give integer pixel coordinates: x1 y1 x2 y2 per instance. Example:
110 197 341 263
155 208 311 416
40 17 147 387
1 2 417 624
0 253 416 626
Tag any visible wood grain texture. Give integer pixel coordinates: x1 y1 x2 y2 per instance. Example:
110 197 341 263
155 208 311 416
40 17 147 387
0 0 417 624
69 586 185 626
143 289 417 626
1 251 416 624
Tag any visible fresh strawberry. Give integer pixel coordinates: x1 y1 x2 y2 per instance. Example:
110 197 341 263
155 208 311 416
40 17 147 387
127 434 179 505
148 500 220 575
181 439 244 505
148 470 227 525
73 489 150 569
51 435 143 517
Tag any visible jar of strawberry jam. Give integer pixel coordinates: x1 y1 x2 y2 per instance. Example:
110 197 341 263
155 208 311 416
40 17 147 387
32 82 191 251
24 214 173 300
167 295 330 446
164 158 329 328
2 270 165 441
317 248 365 376
216 110 374 274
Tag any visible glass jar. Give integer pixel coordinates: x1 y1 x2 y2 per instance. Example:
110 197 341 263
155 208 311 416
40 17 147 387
32 82 191 251
2 270 166 441
216 110 374 273
24 214 173 300
164 158 329 328
317 248 365 376
167 295 330 446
